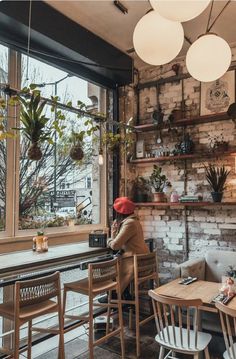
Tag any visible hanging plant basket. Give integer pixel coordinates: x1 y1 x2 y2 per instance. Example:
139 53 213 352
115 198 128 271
27 142 42 161
69 143 84 161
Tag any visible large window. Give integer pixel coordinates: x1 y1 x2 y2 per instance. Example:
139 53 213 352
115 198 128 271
18 56 103 231
0 49 107 240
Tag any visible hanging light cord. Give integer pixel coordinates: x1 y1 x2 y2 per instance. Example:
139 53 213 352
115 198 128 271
207 0 231 33
206 0 214 33
26 0 32 81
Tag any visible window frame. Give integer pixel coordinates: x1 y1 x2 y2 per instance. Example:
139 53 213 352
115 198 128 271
0 49 108 246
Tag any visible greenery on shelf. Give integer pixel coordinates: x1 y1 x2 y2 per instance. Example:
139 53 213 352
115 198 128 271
205 164 230 193
149 165 171 193
132 176 150 202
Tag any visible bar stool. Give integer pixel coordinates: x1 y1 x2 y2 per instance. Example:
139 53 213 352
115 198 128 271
110 252 159 357
63 257 125 359
0 271 64 359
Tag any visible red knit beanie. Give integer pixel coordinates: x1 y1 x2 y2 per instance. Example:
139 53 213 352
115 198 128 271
113 197 135 215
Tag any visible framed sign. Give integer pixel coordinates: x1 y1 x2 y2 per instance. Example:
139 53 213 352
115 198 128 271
200 70 235 115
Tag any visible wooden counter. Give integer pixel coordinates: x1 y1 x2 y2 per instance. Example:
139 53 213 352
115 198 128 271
0 241 108 277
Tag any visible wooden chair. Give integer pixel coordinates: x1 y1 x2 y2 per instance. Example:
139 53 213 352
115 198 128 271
63 257 125 359
216 301 236 359
148 291 212 359
110 252 159 357
0 271 64 359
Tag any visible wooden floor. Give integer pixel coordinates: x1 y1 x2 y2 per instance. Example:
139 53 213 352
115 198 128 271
32 318 225 359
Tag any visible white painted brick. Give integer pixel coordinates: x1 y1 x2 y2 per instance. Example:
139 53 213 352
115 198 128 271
219 224 236 229
151 210 166 215
203 229 221 235
169 227 184 233
163 262 171 268
153 215 162 221
168 232 183 239
224 218 236 224
142 225 154 231
194 216 207 222
138 209 152 215
200 223 218 229
170 238 180 244
167 244 183 251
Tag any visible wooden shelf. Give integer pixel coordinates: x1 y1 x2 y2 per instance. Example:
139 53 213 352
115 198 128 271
135 201 236 207
135 112 230 132
129 151 236 165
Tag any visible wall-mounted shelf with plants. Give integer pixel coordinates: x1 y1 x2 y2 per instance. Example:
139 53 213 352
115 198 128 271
129 150 236 165
134 112 230 133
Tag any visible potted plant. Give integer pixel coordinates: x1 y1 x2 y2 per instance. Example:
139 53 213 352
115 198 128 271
132 176 150 203
205 164 230 202
69 130 84 161
16 91 49 160
149 165 171 202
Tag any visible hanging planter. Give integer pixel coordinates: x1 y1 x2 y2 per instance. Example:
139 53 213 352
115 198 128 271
69 142 84 161
68 131 85 161
28 142 43 161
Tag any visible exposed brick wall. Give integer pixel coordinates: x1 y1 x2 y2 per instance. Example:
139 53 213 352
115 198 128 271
119 48 236 282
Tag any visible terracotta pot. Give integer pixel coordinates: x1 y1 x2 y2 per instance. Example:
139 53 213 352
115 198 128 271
153 192 166 202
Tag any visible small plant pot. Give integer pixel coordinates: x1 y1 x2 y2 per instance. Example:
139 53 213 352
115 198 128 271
211 192 223 203
153 192 166 202
134 193 148 203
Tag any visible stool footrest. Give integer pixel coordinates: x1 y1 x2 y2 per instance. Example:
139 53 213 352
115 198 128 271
94 327 121 346
32 326 59 335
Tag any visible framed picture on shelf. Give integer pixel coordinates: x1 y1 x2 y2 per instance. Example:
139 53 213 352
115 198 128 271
200 70 235 116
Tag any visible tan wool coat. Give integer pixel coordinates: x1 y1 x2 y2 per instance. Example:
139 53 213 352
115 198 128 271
107 215 149 293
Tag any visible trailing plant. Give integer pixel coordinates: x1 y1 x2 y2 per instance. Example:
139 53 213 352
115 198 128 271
204 164 230 193
149 165 171 192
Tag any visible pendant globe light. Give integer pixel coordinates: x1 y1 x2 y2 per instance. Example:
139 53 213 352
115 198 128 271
133 10 184 66
150 0 211 22
186 33 231 82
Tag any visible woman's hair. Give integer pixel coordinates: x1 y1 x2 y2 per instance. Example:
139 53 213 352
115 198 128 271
116 212 133 222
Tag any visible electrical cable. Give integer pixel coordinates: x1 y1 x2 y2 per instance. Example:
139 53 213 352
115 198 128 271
207 0 231 32
206 0 214 34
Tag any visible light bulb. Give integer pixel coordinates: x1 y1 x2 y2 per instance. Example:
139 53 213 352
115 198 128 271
133 10 184 66
186 34 231 82
150 0 210 22
98 150 104 166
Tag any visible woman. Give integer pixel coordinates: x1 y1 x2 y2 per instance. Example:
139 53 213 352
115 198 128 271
107 196 149 295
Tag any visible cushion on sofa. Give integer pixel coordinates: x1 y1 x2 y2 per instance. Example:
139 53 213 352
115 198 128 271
205 250 236 282
180 257 205 280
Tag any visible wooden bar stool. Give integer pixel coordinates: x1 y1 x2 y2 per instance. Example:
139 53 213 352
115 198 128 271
110 252 159 357
0 271 64 359
63 257 125 359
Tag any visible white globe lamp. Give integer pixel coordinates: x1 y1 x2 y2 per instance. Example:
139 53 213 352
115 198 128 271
150 0 211 22
186 33 231 82
133 11 184 66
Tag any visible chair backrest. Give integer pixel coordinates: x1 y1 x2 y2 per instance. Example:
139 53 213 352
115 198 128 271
216 302 236 359
15 271 61 308
88 257 118 287
149 290 202 350
134 252 159 286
